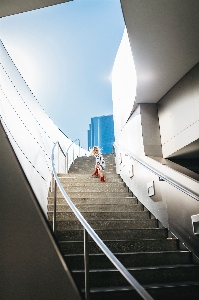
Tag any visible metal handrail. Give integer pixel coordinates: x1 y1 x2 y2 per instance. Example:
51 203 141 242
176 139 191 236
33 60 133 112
56 142 66 174
51 141 154 300
65 139 80 173
114 142 199 201
66 138 80 154
54 139 80 174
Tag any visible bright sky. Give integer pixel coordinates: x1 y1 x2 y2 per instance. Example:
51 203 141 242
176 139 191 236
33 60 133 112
0 0 125 149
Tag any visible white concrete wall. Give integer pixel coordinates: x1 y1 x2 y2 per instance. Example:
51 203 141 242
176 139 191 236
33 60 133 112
112 28 137 141
0 40 88 214
115 106 144 156
158 63 199 158
112 28 199 257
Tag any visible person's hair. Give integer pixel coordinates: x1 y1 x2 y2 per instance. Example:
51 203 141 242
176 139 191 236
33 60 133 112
90 146 99 155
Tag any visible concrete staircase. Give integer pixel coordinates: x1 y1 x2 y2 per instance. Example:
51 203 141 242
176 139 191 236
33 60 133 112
48 154 199 299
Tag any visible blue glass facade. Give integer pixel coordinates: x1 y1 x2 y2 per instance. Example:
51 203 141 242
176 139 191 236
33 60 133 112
88 115 115 154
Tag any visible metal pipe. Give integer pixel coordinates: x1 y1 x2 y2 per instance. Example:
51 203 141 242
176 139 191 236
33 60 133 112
84 229 90 300
66 153 68 173
53 180 57 233
51 171 54 193
65 139 81 170
113 142 199 201
57 144 59 174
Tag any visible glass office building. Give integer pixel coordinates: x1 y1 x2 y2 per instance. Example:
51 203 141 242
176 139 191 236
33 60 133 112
88 115 115 154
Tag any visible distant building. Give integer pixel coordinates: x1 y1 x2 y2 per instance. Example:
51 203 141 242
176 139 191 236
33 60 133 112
88 115 115 154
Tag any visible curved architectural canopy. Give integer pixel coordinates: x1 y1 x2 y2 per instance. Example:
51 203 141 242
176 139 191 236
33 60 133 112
0 0 70 17
121 0 199 104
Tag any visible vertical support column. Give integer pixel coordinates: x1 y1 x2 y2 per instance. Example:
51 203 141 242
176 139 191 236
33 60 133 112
84 228 90 300
140 103 162 157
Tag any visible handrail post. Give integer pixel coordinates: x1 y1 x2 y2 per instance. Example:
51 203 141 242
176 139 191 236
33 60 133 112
51 171 54 193
78 139 80 157
53 180 57 233
73 147 74 163
66 153 69 173
57 144 59 174
84 228 90 300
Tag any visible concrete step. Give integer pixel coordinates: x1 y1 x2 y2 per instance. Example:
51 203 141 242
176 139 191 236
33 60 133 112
70 164 116 168
69 165 116 171
69 167 116 173
59 239 178 255
73 265 199 288
58 175 122 183
48 196 138 205
56 228 168 241
59 181 126 188
73 154 115 161
70 162 116 167
72 161 116 166
48 154 199 300
68 171 117 175
48 191 133 198
50 219 158 230
61 185 129 193
48 203 143 212
88 282 199 300
61 171 119 177
70 158 114 163
65 251 192 270
47 210 150 221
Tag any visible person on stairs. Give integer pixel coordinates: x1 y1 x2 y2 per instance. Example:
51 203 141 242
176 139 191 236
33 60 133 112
90 146 106 182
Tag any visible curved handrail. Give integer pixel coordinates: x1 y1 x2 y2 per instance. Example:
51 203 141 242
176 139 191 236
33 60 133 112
114 142 199 201
54 139 80 174
65 138 80 154
57 141 65 156
65 139 80 172
51 141 153 300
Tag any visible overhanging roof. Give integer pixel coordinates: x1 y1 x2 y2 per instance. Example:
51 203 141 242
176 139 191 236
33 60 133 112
121 0 199 103
0 0 71 18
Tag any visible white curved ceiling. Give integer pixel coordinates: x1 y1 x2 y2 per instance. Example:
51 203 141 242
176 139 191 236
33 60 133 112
0 0 70 18
121 0 199 104
2 0 199 106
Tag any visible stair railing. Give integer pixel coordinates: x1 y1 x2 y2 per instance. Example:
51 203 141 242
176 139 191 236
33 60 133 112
51 141 154 300
53 139 80 175
51 140 81 232
66 139 80 173
114 142 199 201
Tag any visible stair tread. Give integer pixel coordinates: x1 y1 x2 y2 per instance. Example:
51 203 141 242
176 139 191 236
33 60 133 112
57 228 167 233
65 250 189 257
48 154 199 298
73 264 198 273
60 238 177 242
89 280 199 292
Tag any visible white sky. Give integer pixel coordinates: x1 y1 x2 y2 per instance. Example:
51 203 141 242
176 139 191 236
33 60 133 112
0 0 125 149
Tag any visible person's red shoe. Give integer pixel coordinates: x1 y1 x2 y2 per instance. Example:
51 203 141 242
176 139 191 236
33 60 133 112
92 168 98 176
100 176 105 182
